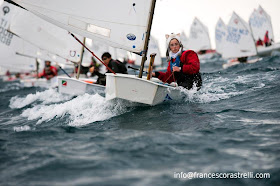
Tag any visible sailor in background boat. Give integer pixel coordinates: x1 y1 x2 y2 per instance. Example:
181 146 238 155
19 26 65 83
88 52 127 85
39 60 57 80
256 38 264 47
264 30 272 47
152 33 202 90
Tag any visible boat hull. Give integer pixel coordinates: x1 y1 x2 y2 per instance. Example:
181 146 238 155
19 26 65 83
257 43 280 56
58 77 105 96
106 74 182 105
20 77 57 88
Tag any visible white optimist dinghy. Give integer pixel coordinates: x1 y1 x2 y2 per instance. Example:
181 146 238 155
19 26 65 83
218 12 260 69
58 76 105 96
14 0 186 105
249 6 280 56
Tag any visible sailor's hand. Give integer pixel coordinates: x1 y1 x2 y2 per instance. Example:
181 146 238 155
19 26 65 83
172 66 181 72
89 67 95 73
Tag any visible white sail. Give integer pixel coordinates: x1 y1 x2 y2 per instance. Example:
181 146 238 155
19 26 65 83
0 2 15 47
186 17 211 51
15 37 70 65
0 0 3 6
13 0 154 54
135 36 162 66
180 31 188 50
215 18 227 55
81 38 109 68
0 37 38 72
0 2 38 72
249 6 274 41
9 6 83 62
222 12 257 59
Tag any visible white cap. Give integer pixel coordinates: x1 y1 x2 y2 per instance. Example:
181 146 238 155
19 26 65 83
165 33 181 47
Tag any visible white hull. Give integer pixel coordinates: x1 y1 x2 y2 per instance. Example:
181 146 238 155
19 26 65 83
58 76 105 96
20 77 57 88
257 43 280 57
106 74 183 105
223 58 262 69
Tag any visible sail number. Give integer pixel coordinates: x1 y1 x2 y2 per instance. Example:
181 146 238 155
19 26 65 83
0 19 13 46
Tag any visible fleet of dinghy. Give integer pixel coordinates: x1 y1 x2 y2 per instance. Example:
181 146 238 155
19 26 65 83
13 0 185 105
1 1 279 105
5 3 85 87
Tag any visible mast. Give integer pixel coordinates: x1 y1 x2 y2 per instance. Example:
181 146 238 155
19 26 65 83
76 37 86 79
138 0 156 78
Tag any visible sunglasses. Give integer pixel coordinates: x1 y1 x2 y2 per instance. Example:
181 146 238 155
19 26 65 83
102 57 107 60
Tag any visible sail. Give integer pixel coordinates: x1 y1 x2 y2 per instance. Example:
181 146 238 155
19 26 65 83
0 36 38 72
186 17 211 51
249 6 274 41
15 37 71 65
13 0 154 54
215 18 227 55
9 6 83 62
180 31 188 50
222 12 256 59
81 38 109 67
135 36 162 66
0 2 15 47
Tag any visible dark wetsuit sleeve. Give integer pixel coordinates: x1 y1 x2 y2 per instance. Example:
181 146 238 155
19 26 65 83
110 61 120 73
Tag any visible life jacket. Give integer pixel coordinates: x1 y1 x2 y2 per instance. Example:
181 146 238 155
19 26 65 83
170 55 181 72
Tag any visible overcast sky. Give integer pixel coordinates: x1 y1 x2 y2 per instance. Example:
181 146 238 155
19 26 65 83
151 0 280 56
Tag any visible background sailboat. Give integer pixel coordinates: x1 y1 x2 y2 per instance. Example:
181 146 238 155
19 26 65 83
249 6 274 42
215 18 227 56
221 12 262 69
180 31 188 50
186 17 217 61
249 5 280 56
222 12 256 59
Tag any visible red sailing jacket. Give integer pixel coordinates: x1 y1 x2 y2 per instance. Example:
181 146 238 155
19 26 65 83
263 31 270 44
157 50 200 84
41 66 57 80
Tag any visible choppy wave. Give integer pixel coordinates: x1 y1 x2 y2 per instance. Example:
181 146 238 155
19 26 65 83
19 93 131 126
9 88 73 109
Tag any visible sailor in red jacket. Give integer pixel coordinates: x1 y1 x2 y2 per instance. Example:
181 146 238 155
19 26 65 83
152 33 202 90
40 61 57 80
263 30 271 47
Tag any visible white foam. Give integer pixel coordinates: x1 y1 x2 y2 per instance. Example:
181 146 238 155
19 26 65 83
181 71 277 104
180 77 244 103
21 93 130 126
13 125 31 132
9 88 73 109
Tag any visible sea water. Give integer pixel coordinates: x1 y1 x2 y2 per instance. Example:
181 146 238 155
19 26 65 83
0 55 279 186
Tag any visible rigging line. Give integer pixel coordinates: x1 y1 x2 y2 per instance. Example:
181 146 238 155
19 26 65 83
70 32 116 75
